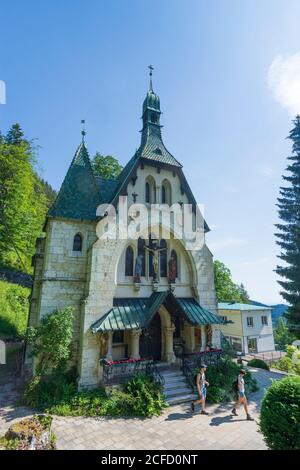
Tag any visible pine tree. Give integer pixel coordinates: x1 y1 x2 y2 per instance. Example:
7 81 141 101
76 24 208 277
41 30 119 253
275 116 300 338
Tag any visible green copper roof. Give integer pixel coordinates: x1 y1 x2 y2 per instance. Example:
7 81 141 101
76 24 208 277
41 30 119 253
48 142 101 220
95 176 119 203
177 298 222 325
218 302 272 311
138 127 182 167
90 294 223 333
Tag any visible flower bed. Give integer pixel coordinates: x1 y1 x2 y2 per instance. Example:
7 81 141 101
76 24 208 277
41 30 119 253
0 415 56 450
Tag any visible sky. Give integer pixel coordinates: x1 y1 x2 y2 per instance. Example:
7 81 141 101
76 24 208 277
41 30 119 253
1 0 300 304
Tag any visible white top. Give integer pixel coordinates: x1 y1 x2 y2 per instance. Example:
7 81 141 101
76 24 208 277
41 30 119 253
238 374 245 393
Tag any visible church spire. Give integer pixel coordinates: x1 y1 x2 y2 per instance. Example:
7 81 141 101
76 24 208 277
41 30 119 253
148 64 154 91
142 66 161 135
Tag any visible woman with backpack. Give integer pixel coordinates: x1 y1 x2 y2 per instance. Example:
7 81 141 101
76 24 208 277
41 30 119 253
231 369 254 421
191 364 209 415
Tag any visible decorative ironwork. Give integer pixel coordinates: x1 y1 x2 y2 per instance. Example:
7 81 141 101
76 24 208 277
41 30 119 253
101 357 164 387
181 349 224 392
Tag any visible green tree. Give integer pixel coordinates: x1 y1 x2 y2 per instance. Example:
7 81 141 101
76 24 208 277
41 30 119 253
91 152 123 179
274 317 295 351
36 177 57 209
214 260 249 303
275 116 300 338
0 125 49 272
27 306 74 375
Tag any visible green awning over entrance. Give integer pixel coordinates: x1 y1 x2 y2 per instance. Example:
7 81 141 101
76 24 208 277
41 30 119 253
90 292 223 333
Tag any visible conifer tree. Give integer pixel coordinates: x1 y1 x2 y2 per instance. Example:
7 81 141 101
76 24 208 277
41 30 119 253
275 116 300 337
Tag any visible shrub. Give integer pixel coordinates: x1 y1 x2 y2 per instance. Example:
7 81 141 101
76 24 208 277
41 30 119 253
260 375 300 450
247 359 269 370
205 357 258 403
26 306 74 374
274 345 300 375
22 371 167 418
0 280 29 340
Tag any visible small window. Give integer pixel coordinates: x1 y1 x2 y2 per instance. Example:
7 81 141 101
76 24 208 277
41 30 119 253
247 317 254 327
145 182 150 203
162 185 166 204
262 316 268 326
73 233 82 252
113 331 124 344
125 246 134 276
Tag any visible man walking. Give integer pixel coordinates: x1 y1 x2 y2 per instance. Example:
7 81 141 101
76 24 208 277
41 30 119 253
191 364 209 415
231 369 254 421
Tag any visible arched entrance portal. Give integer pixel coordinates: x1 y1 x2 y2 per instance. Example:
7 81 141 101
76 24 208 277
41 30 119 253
140 313 162 360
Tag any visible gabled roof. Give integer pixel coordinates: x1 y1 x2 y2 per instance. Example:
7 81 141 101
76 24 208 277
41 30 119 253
138 127 182 167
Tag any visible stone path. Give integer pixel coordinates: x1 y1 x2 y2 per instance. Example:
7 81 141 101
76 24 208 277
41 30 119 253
0 368 286 450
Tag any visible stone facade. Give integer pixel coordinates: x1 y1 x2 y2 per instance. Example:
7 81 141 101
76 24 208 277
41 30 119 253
26 80 221 388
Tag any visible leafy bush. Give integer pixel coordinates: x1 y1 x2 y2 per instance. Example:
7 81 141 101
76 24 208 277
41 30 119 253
274 345 300 375
247 359 269 370
204 357 258 403
0 280 29 340
26 306 74 374
22 372 167 418
260 375 300 450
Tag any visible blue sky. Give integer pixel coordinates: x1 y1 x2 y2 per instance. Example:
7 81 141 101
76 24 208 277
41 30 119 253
1 0 300 303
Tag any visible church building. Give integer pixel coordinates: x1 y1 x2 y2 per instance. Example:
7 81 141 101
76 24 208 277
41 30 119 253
26 72 222 389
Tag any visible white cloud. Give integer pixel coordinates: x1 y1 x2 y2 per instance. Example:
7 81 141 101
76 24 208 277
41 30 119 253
268 52 300 115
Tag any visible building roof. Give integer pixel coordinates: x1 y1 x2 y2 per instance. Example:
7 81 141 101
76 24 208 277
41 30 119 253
91 293 223 332
48 142 101 221
47 81 208 231
218 302 272 311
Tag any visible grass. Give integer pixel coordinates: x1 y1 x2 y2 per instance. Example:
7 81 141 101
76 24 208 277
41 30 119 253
0 280 30 340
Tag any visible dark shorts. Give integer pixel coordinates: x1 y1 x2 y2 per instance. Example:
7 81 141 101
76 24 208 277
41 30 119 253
238 391 245 398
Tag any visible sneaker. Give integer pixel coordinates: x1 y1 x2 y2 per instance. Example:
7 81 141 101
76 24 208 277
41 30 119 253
200 410 209 415
247 414 254 421
191 402 195 413
231 408 238 416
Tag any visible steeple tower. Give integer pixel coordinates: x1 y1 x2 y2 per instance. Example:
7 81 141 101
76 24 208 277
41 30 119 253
141 65 162 136
137 67 181 167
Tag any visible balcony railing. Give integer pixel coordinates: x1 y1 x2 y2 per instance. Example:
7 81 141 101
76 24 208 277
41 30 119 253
100 357 165 387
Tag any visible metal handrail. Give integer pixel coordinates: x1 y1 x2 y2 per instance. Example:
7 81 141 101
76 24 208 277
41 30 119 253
101 357 165 387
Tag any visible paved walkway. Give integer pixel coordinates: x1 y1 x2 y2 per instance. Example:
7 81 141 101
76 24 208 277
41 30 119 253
0 368 286 450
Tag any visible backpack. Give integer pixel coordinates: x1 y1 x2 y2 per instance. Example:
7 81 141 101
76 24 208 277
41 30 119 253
232 378 239 392
194 374 199 386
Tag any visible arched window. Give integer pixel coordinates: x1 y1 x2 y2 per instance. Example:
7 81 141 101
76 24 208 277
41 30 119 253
162 179 172 205
160 239 167 277
145 176 156 203
170 249 178 279
125 246 134 276
138 237 146 276
145 182 150 203
73 233 83 252
162 185 166 204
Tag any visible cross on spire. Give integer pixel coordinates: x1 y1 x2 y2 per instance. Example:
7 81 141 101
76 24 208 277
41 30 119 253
81 119 86 142
148 65 154 91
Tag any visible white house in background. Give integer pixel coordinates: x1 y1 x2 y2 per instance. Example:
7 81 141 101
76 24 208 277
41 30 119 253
218 302 275 355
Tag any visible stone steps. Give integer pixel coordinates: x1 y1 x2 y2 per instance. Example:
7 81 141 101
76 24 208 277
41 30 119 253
160 365 196 406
